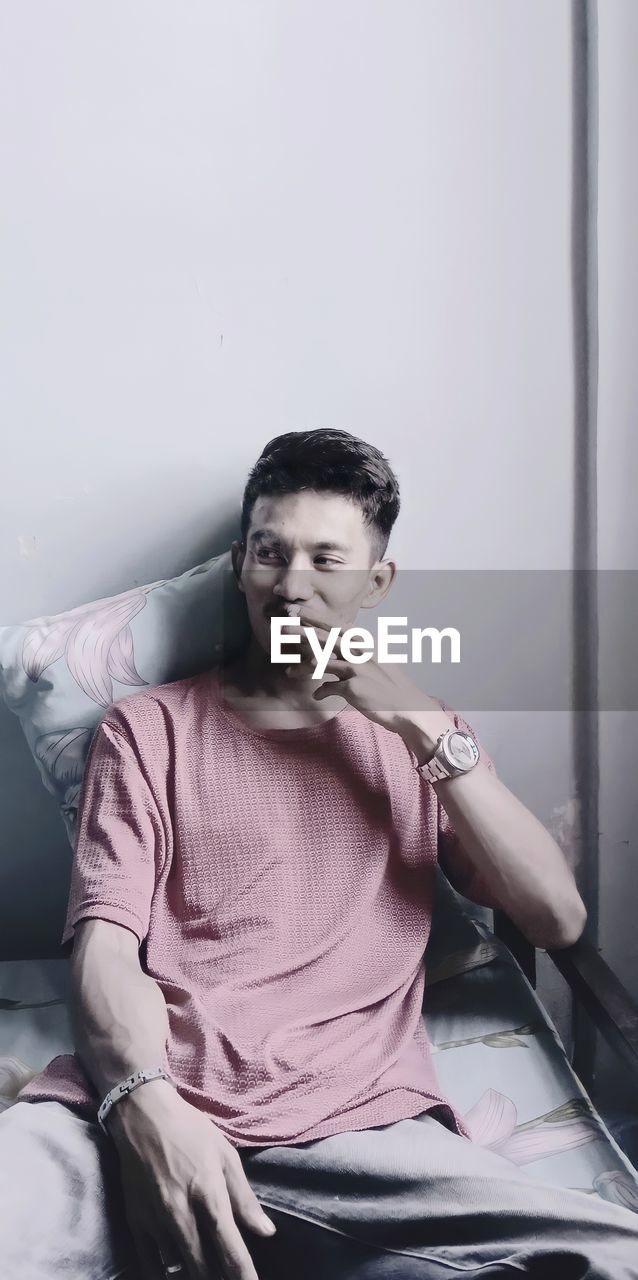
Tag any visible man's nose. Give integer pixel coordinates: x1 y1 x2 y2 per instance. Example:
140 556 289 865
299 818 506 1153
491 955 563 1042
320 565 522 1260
272 564 314 601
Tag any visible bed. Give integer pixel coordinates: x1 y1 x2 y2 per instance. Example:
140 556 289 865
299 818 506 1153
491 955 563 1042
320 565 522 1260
2 868 637 1217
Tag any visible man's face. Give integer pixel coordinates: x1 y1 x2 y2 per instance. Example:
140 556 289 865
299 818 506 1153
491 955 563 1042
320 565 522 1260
231 490 395 664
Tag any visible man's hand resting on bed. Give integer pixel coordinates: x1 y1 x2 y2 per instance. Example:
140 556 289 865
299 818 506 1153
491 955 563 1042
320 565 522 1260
108 1079 277 1280
69 920 277 1279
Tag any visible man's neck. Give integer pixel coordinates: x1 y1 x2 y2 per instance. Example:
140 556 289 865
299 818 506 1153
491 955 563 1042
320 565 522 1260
220 638 346 718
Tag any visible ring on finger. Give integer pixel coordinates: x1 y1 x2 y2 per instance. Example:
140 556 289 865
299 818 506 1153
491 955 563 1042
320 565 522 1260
157 1246 184 1275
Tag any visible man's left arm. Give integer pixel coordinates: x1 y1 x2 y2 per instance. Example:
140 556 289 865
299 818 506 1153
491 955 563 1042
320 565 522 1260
401 709 587 951
306 624 587 953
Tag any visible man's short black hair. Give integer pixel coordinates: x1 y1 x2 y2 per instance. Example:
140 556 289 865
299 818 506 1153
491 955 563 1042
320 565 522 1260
240 428 400 561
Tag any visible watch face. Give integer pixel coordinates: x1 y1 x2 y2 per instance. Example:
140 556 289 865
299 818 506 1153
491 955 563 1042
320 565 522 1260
445 731 480 770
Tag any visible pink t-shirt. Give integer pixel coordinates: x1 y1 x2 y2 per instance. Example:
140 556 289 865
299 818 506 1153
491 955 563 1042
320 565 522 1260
19 667 498 1148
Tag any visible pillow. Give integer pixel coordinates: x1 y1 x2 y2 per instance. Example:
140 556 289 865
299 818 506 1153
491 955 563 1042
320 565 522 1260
0 551 250 845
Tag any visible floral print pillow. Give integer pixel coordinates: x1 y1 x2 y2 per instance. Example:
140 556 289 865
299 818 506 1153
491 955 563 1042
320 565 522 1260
0 551 249 845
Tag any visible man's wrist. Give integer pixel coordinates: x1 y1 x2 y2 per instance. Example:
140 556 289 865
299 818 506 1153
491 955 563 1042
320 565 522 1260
397 711 456 767
104 1076 178 1142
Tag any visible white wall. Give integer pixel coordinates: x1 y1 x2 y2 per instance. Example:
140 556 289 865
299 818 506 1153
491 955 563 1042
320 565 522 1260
1 2 578 957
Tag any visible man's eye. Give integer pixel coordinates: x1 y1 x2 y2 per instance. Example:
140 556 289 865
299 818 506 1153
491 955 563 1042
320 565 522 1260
256 548 282 560
315 557 340 566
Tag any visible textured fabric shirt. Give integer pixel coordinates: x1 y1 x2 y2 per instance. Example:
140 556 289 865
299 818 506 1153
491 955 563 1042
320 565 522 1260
19 667 499 1147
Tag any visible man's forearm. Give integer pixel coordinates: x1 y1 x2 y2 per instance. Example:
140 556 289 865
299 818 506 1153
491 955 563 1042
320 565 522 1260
400 714 587 948
70 920 173 1104
432 763 585 942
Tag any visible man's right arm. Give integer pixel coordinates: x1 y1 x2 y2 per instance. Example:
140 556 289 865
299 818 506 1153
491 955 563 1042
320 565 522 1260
69 917 275 1280
70 917 173 1107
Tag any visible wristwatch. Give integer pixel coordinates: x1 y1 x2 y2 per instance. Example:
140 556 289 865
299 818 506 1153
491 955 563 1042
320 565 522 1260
416 727 480 783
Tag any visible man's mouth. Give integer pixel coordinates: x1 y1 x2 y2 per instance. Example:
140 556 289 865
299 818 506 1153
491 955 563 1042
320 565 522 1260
267 605 302 619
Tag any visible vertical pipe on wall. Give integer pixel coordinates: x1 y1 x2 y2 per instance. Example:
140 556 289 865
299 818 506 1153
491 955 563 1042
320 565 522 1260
571 0 599 1087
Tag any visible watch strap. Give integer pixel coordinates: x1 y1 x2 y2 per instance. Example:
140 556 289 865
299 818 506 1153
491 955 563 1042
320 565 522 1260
97 1066 173 1133
417 752 455 783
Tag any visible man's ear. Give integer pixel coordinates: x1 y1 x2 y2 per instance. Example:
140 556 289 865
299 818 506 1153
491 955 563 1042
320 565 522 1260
230 539 246 594
360 559 396 610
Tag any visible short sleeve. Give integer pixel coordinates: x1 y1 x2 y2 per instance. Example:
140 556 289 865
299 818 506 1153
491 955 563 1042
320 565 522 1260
436 708 502 910
60 715 164 955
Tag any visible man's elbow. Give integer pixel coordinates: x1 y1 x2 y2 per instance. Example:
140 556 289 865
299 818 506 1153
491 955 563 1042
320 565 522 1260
526 896 588 950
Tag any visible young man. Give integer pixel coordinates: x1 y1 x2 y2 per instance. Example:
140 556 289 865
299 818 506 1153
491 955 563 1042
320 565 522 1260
2 429 637 1280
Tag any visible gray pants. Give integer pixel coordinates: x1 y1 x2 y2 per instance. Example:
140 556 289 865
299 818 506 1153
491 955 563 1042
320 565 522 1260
1 1099 638 1279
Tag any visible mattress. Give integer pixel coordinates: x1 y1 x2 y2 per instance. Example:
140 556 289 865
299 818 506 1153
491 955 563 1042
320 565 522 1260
1 878 637 1216
423 874 638 1212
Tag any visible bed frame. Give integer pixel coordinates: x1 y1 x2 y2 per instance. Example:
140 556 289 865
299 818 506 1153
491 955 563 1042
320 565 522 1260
493 909 638 1089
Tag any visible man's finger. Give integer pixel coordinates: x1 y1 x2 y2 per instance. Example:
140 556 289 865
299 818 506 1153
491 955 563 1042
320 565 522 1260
130 1227 175 1280
313 657 353 680
295 615 346 646
150 1206 212 1280
198 1180 261 1280
296 627 347 663
209 1210 261 1280
223 1152 277 1241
